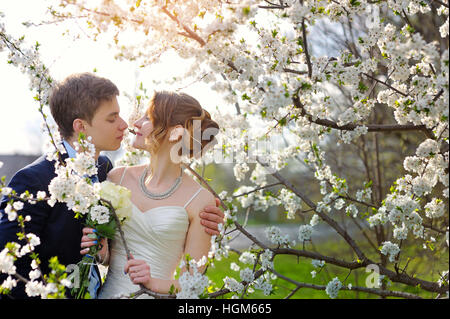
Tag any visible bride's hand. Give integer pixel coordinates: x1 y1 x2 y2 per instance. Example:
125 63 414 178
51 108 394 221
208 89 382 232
80 227 108 261
124 258 153 289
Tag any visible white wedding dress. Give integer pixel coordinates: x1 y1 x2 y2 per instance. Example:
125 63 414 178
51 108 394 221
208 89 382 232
98 168 203 299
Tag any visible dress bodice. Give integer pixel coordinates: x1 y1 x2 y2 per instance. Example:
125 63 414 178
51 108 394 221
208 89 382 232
98 204 189 299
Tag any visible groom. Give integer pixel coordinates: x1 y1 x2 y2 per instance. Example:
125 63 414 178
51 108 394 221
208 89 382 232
0 73 224 299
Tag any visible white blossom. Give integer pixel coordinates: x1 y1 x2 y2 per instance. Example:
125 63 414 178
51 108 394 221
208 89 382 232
380 241 400 262
260 249 273 271
0 248 16 275
223 276 244 294
325 277 342 299
279 189 302 219
238 251 256 265
233 162 249 181
298 224 313 242
36 191 47 200
424 198 447 218
307 215 319 228
176 266 209 299
265 226 291 246
89 205 111 224
12 201 24 211
253 276 273 296
345 204 358 218
416 139 440 158
230 262 240 272
29 269 41 281
239 267 254 283
311 259 325 268
1 276 17 291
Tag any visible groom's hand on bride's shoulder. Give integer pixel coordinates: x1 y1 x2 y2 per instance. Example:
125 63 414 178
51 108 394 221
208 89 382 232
199 198 225 236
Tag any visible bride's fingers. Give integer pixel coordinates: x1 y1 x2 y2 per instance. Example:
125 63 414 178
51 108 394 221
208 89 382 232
127 263 149 275
129 268 148 278
79 240 99 254
80 237 97 248
128 272 150 285
124 260 149 274
82 227 96 235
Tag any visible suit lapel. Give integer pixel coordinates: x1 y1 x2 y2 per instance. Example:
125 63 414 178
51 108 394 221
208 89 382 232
97 156 112 182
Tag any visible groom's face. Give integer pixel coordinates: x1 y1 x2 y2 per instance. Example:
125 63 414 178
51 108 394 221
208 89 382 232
83 96 128 152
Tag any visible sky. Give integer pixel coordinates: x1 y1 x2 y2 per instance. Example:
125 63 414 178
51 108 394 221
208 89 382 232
0 1 225 155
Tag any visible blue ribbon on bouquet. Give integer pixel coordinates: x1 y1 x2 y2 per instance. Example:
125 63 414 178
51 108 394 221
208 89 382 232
84 254 101 299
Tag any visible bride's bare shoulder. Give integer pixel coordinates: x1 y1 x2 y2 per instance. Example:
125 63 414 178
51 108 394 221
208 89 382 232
182 172 202 189
182 173 215 204
107 165 146 184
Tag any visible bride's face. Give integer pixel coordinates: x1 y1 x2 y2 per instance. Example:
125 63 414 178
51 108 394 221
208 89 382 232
132 113 154 150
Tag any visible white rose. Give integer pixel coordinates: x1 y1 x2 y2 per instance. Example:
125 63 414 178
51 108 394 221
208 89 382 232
98 181 132 222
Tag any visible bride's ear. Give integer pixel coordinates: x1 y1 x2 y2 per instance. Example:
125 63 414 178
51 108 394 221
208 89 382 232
168 125 184 142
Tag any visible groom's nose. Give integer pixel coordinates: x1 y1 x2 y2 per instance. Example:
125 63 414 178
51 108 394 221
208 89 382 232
118 116 128 131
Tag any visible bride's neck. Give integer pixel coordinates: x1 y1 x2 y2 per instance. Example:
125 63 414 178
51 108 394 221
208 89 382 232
147 151 181 187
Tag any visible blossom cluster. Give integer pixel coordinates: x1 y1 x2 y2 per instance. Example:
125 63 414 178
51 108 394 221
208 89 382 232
177 257 210 299
380 241 401 263
47 140 98 216
325 277 343 299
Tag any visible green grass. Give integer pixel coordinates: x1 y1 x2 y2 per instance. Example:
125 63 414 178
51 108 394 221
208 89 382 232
205 238 448 299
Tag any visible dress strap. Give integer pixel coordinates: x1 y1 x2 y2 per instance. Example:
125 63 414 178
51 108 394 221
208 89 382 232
183 187 204 209
119 167 128 186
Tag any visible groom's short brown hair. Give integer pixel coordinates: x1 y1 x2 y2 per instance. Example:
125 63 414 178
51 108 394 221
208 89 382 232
49 72 119 139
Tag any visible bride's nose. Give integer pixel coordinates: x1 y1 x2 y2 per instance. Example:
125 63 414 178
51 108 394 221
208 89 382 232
133 116 144 129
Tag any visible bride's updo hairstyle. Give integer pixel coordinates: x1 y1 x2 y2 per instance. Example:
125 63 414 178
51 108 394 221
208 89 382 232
145 91 219 158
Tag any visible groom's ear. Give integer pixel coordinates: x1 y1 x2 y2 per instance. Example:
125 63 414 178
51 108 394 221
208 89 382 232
73 118 87 135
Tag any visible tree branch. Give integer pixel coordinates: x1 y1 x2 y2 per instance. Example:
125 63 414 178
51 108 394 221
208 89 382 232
301 19 313 79
256 157 368 262
431 0 449 8
270 268 423 299
256 158 448 294
161 6 206 46
292 95 434 138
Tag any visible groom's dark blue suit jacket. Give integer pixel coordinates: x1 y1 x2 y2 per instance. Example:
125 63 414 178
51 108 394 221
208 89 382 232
0 152 113 299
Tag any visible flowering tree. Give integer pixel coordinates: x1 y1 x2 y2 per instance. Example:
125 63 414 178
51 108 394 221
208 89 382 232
1 0 449 299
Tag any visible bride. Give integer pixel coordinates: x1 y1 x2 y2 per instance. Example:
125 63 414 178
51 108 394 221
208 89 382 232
80 91 221 298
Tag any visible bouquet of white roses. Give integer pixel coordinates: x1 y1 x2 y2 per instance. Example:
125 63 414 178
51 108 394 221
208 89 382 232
71 180 132 299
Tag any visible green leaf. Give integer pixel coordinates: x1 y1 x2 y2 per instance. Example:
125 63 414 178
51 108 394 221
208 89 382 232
95 218 117 239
